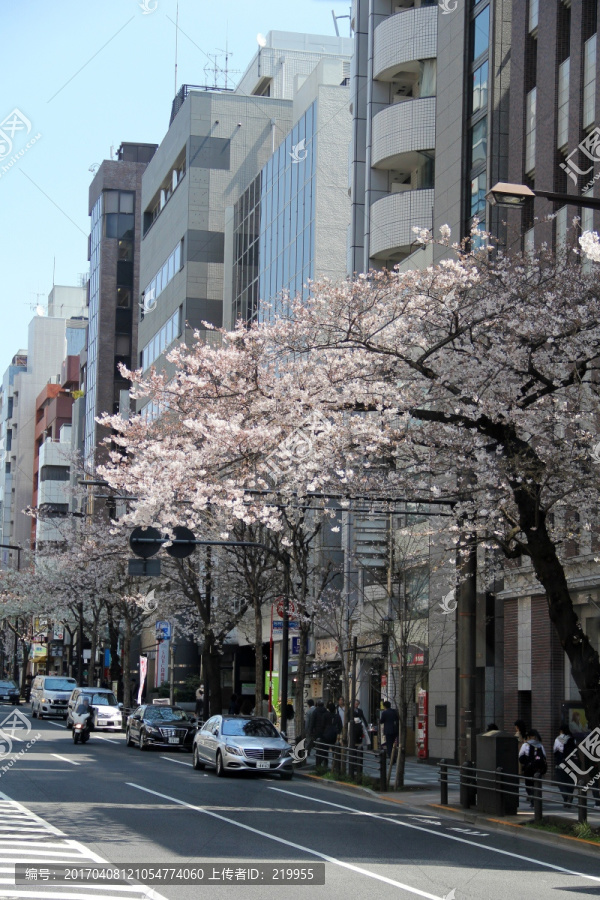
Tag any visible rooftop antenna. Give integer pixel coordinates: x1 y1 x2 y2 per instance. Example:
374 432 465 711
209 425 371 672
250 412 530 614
332 7 352 37
174 0 179 96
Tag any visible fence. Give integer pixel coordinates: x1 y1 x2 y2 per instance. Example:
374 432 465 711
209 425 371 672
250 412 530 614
312 740 387 788
439 760 599 823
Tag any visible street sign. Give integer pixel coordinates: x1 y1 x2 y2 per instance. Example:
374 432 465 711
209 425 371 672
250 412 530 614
291 637 308 656
156 620 171 641
128 558 161 576
165 526 196 559
275 597 295 618
272 620 298 632
130 526 162 559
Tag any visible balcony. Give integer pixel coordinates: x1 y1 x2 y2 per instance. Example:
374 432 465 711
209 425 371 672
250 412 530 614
371 97 435 170
369 189 434 260
373 6 437 83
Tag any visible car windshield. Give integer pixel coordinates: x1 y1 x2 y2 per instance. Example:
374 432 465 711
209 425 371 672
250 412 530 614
80 692 118 707
0 682 16 690
145 707 187 721
45 679 76 691
222 718 280 738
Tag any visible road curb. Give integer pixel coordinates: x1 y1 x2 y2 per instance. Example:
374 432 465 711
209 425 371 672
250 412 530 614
295 770 600 860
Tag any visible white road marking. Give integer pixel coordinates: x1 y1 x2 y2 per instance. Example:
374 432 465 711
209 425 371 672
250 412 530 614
50 754 80 766
269 787 600 884
45 721 67 729
0 791 169 898
127 782 446 900
158 756 192 767
95 736 120 744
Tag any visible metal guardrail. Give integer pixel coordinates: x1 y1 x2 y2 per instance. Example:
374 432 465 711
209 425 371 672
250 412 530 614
312 740 387 787
438 760 598 823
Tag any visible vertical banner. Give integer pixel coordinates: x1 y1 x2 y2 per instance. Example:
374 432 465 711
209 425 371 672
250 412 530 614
156 640 169 688
138 656 147 706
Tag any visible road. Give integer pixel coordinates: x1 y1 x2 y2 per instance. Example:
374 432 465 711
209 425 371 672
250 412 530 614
0 704 598 899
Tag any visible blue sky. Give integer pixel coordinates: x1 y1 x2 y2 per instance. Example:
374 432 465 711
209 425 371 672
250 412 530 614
0 0 351 370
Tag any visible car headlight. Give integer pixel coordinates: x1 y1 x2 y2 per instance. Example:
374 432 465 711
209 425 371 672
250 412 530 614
145 725 160 733
225 744 243 756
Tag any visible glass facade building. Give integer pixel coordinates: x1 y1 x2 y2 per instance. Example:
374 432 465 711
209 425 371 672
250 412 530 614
84 194 102 466
232 101 317 324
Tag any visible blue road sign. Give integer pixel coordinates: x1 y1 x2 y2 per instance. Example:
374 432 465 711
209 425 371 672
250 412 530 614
156 620 171 641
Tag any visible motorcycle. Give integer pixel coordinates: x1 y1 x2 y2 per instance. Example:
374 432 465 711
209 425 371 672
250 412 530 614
72 711 91 745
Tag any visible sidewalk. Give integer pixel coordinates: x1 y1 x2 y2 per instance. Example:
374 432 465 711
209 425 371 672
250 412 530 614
299 753 600 856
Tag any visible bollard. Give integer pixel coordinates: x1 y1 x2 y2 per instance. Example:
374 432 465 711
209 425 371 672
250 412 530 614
533 774 543 822
578 784 588 824
379 749 387 791
440 760 448 806
460 761 476 809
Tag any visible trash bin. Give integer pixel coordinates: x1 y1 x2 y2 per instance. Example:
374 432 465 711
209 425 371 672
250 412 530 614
476 730 519 815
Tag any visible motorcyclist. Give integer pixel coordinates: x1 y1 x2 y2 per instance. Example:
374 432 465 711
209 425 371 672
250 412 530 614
74 697 92 733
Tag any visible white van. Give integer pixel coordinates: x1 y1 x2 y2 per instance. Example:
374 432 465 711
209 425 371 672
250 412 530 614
30 675 77 719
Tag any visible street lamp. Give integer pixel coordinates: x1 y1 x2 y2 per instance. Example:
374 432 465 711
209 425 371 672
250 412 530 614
487 181 600 211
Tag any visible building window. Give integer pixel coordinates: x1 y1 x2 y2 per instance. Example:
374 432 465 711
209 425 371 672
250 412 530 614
472 6 490 62
40 465 70 482
470 118 488 168
140 306 182 371
584 35 597 131
525 88 536 174
117 288 131 308
529 0 538 34
557 59 570 151
140 239 184 313
471 61 488 115
470 173 487 218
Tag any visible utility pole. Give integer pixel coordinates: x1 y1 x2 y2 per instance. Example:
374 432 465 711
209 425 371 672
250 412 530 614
169 625 176 706
280 552 291 732
457 524 477 765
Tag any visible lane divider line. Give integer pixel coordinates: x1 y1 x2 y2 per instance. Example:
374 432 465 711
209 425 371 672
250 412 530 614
268 787 600 884
126 782 445 900
51 754 80 766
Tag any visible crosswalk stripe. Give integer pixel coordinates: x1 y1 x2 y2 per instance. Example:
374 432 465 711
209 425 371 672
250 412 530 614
0 795 169 900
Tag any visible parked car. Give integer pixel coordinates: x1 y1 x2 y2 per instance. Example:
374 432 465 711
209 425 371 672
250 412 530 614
0 681 20 704
30 676 77 719
126 704 197 751
193 715 294 779
67 688 123 732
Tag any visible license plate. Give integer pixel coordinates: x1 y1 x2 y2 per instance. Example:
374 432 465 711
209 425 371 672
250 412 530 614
256 760 270 769
168 737 180 744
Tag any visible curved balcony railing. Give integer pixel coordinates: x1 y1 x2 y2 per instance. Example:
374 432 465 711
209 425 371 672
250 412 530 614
371 97 436 170
369 189 434 259
373 7 437 82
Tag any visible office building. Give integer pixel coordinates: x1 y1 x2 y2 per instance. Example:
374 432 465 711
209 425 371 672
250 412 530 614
84 142 157 470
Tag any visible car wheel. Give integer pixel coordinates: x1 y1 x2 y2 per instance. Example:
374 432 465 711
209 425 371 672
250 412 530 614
193 746 205 770
126 729 134 748
215 750 226 777
280 772 293 781
139 731 149 751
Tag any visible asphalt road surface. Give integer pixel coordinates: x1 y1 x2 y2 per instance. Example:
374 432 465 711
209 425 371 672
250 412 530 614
0 704 598 900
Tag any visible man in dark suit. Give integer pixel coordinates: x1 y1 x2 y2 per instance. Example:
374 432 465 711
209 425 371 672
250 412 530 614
380 700 399 758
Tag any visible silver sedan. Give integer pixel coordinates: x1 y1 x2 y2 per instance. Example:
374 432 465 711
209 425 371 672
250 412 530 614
192 715 294 779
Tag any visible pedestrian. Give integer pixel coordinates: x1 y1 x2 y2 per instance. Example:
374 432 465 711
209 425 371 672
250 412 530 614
304 698 316 760
337 696 346 733
553 723 577 807
484 722 499 733
324 701 343 769
514 719 528 774
380 700 399 758
228 693 239 715
312 700 329 767
519 729 547 807
354 699 369 741
195 686 204 720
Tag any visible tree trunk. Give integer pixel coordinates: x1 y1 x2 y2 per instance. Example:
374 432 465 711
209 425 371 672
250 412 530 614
88 627 97 687
294 619 310 739
515 486 600 728
254 597 265 717
202 634 222 718
122 616 132 709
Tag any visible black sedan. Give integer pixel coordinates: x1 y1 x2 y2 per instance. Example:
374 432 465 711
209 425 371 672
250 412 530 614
126 704 197 751
0 681 20 704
